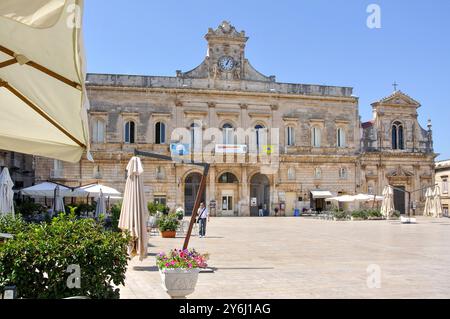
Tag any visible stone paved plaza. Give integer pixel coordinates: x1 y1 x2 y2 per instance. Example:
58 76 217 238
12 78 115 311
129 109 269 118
120 217 450 299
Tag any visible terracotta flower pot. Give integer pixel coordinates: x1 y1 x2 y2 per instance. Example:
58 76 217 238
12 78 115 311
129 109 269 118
161 230 176 238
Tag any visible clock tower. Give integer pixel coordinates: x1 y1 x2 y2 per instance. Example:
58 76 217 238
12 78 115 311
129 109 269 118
205 21 248 80
179 21 274 82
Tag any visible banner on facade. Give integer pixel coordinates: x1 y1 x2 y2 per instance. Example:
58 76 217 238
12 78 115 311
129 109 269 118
215 144 247 154
262 145 275 155
170 143 191 156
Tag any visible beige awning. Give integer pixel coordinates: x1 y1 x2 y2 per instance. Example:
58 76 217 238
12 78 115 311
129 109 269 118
311 190 333 199
0 0 90 163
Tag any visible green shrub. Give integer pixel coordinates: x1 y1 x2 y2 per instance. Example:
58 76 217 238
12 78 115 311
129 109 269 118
110 202 122 232
148 202 167 216
351 210 368 220
392 210 401 218
367 209 382 218
157 213 179 232
0 213 130 299
0 214 29 234
15 201 46 217
332 211 349 220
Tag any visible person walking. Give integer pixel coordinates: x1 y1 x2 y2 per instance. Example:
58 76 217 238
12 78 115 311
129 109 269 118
258 204 263 217
197 202 209 238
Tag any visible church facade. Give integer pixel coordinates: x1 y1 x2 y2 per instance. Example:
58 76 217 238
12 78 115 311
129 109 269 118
34 21 436 216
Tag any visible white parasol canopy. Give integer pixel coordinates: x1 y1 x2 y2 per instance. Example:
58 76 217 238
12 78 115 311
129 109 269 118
78 184 121 198
0 167 15 217
94 189 106 218
423 187 434 217
21 181 86 197
118 157 148 261
0 0 90 163
381 186 395 220
326 195 356 203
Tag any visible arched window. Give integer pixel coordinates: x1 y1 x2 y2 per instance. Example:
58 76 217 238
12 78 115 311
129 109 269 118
155 122 166 144
218 172 238 183
392 121 404 150
222 123 234 145
311 127 321 147
124 121 135 144
92 119 105 143
337 128 346 148
286 126 295 146
255 124 266 150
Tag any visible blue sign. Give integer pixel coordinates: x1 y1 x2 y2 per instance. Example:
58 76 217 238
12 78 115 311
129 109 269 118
170 143 190 156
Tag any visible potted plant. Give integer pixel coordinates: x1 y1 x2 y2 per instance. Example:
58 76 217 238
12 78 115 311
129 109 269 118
148 202 167 228
175 207 184 221
156 248 209 299
157 213 179 238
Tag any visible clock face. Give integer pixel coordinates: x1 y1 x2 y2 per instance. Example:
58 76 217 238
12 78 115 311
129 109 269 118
218 56 235 71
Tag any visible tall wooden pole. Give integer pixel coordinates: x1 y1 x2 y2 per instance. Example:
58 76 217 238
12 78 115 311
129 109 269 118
183 164 209 250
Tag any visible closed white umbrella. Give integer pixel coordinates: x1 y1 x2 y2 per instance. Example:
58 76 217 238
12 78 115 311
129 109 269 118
423 187 434 217
381 186 395 220
118 157 148 261
0 0 90 163
53 185 65 215
432 186 443 218
95 189 106 218
0 167 14 217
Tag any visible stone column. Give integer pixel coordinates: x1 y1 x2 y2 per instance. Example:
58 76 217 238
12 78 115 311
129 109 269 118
240 165 249 216
208 166 216 216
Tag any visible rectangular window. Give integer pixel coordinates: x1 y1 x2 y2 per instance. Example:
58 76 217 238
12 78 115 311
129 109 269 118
312 127 321 147
443 179 448 194
222 196 233 211
154 196 167 206
93 119 105 143
286 127 295 146
337 128 346 148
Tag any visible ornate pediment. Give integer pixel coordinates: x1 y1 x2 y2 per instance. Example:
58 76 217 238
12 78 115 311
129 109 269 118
373 91 421 108
205 21 248 42
387 166 414 177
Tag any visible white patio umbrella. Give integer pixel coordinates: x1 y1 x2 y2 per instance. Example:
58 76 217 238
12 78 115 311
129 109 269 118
0 167 15 217
118 157 148 261
381 186 395 220
432 186 443 218
94 189 106 218
52 185 65 215
78 184 121 198
326 195 356 203
423 187 434 217
21 182 81 197
0 0 90 163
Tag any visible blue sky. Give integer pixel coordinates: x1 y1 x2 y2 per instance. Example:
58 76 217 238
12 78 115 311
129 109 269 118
83 0 450 160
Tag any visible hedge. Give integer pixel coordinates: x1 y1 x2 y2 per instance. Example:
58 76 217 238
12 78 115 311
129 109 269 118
0 213 130 299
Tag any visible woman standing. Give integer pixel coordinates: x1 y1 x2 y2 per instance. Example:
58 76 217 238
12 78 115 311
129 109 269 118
197 202 210 238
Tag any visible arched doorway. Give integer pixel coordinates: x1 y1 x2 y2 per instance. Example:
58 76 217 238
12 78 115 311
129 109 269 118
184 172 206 216
218 172 239 216
250 173 270 216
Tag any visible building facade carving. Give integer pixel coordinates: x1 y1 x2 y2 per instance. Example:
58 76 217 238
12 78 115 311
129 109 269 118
33 21 436 216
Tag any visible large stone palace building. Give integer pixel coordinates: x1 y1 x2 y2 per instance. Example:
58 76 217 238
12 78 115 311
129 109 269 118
34 21 436 216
